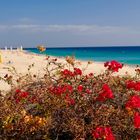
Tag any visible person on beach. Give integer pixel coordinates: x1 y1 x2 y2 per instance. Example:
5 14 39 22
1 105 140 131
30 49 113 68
0 51 2 63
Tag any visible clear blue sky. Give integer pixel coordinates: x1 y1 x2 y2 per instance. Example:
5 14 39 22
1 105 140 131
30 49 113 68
0 0 140 47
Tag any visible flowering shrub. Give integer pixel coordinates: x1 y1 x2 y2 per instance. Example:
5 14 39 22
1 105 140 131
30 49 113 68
0 57 140 139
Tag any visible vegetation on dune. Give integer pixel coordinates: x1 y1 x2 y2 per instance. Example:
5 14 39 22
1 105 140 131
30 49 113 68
0 56 140 140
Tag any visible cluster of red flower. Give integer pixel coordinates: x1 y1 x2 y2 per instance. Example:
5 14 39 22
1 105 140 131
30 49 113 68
92 126 115 140
125 95 140 128
61 69 74 77
15 89 29 103
61 68 82 77
77 85 83 92
125 95 140 109
74 68 82 75
65 94 75 105
104 60 123 72
49 84 75 105
134 112 140 128
126 80 140 91
97 84 114 102
49 84 73 96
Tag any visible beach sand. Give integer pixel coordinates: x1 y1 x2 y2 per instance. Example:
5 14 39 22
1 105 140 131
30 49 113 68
0 50 137 92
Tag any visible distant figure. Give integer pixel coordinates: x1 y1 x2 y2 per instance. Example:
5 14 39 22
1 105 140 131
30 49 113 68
5 46 7 51
10 46 13 51
20 45 23 51
0 51 2 63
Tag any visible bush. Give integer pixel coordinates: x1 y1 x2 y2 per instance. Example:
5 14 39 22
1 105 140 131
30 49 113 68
0 57 140 140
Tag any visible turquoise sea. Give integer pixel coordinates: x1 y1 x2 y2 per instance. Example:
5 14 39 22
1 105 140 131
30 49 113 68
24 47 140 65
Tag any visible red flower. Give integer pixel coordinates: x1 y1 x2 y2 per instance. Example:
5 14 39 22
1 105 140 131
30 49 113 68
85 89 91 94
134 82 140 91
126 81 140 91
65 95 75 105
74 68 82 75
104 60 123 72
15 90 29 103
15 89 21 93
67 85 73 92
125 95 140 109
16 98 20 103
63 84 73 93
62 68 82 76
62 69 70 75
126 80 136 89
61 69 74 77
104 61 109 67
49 84 73 96
69 98 75 105
92 126 115 140
77 85 83 92
52 86 64 95
134 112 140 128
97 84 114 101
20 92 29 98
89 73 93 77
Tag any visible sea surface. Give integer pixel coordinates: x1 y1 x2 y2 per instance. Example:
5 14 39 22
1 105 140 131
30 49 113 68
24 47 140 65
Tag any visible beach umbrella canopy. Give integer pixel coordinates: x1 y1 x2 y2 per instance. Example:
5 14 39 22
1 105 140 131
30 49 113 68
37 45 46 52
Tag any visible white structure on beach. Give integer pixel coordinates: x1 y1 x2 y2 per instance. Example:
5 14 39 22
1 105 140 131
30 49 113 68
20 45 23 51
10 46 13 51
5 46 7 50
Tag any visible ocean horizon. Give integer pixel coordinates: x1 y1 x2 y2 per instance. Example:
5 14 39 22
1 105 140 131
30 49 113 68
24 46 140 65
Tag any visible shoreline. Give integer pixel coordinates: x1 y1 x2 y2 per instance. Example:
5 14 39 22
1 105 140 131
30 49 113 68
23 49 139 69
0 50 138 92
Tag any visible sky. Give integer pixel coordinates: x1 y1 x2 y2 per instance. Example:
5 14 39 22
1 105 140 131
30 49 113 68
0 0 140 47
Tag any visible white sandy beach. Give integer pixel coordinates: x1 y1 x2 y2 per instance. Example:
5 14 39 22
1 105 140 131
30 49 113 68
0 50 137 92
